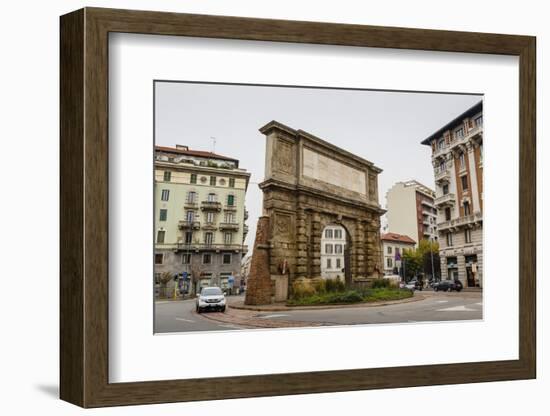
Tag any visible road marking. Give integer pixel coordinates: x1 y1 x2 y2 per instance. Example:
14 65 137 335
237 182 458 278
175 318 195 323
436 305 477 312
217 324 242 329
435 300 449 303
259 314 290 319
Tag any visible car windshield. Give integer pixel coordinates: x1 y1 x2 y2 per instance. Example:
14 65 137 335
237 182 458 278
202 288 222 296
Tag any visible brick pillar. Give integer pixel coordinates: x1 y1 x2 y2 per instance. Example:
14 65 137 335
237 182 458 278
244 216 273 305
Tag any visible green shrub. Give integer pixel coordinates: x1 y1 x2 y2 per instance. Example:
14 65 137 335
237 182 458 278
312 279 327 295
325 278 346 293
371 278 391 289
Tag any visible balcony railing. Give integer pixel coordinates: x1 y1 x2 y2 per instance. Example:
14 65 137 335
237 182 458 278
219 222 239 231
434 168 451 184
243 224 249 235
184 201 198 208
244 210 249 220
434 193 455 206
177 220 200 230
437 211 483 231
176 243 247 252
200 200 222 211
432 125 482 157
223 204 237 211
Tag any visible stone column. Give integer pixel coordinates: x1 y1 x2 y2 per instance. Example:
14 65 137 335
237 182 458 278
310 211 322 277
355 220 366 278
244 216 273 305
440 256 448 280
457 255 467 287
295 208 308 278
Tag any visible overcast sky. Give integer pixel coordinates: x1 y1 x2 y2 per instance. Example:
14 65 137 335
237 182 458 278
155 81 481 250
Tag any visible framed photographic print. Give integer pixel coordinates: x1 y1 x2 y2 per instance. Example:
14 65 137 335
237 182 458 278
60 7 536 408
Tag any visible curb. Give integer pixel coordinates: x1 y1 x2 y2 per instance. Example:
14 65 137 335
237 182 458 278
229 293 425 312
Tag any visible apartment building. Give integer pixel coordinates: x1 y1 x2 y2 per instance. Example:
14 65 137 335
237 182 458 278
154 145 251 294
320 224 347 280
380 233 416 275
385 180 438 246
421 101 483 288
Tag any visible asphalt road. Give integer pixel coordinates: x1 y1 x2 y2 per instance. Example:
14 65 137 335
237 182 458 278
154 298 244 333
154 291 482 333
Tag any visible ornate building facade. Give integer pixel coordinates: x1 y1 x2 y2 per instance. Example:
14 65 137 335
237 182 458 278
421 101 483 288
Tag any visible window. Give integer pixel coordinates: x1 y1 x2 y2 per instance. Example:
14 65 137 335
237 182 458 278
227 194 235 206
190 173 197 184
475 116 483 127
187 191 197 203
159 209 167 221
387 246 392 254
465 229 472 244
154 273 161 284
459 152 465 169
210 176 216 186
437 138 445 149
463 201 471 216
222 253 232 264
224 232 232 245
205 212 214 223
229 178 235 188
325 229 333 238
207 193 216 202
395 248 400 255
204 232 213 246
387 258 392 268
184 231 193 244
161 189 169 201
182 254 191 264
455 128 464 139
335 244 343 254
439 160 446 171
326 259 332 269
203 253 212 264
461 175 469 191
325 244 333 254
154 253 163 265
334 229 342 239
163 171 171 182
225 212 235 223
442 184 449 195
186 210 194 222
446 232 453 247
445 207 451 221
336 258 341 269
156 230 165 243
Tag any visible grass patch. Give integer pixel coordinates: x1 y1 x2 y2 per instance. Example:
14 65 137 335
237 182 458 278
287 287 413 306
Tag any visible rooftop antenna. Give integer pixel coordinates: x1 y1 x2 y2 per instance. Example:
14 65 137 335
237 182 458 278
210 136 217 153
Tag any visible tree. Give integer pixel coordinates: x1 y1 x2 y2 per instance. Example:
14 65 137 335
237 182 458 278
402 248 423 279
158 271 173 298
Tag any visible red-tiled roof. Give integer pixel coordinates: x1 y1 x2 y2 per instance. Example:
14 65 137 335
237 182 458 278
155 145 238 162
380 232 416 245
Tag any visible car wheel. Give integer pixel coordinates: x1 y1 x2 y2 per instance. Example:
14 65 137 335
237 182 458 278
434 287 438 292
221 306 226 313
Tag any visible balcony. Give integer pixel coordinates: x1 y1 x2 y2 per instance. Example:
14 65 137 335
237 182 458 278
184 200 198 209
244 210 249 220
434 168 451 184
223 204 237 211
437 211 482 231
176 243 248 252
243 224 249 235
434 193 455 207
177 220 200 230
201 200 222 211
219 222 239 231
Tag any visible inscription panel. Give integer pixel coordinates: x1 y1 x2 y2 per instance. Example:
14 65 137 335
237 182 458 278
302 147 366 195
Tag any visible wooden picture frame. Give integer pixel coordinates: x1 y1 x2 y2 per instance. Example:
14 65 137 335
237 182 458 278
60 7 536 408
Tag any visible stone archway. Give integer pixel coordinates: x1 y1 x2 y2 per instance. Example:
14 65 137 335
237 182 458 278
245 121 384 305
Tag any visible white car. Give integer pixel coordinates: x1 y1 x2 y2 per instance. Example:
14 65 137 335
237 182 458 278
196 287 226 313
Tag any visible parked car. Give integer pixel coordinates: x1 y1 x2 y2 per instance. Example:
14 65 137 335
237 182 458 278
400 279 422 291
433 279 463 292
196 286 226 313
